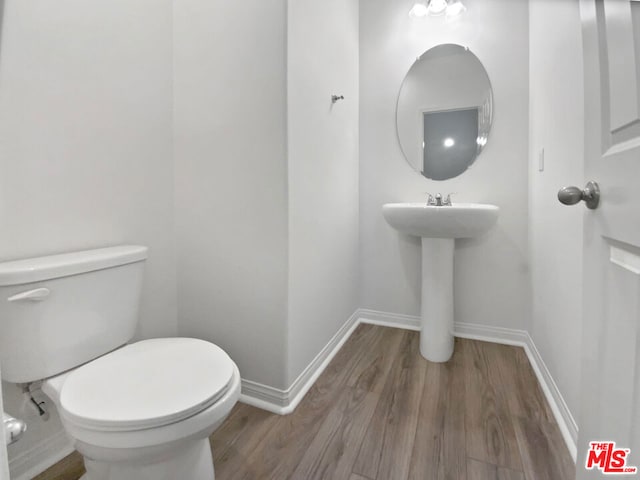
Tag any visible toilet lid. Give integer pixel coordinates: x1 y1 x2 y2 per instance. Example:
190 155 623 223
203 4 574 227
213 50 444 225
59 338 235 431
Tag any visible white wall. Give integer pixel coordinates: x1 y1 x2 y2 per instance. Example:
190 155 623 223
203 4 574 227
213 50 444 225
174 0 360 390
0 0 176 475
0 0 176 472
359 0 531 330
173 0 290 389
529 0 584 427
286 0 360 384
0 0 177 341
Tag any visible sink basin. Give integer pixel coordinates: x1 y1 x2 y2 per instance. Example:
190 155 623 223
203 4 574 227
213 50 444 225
382 202 499 238
382 202 500 363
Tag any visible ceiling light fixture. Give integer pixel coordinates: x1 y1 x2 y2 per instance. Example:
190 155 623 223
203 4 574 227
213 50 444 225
427 0 448 16
409 2 429 17
445 0 466 17
409 0 466 18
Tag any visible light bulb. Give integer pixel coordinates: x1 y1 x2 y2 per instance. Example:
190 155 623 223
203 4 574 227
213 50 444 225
409 3 429 17
446 1 467 17
444 138 455 148
427 0 448 16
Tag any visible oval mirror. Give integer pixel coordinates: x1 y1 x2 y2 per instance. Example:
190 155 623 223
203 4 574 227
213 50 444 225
396 44 493 181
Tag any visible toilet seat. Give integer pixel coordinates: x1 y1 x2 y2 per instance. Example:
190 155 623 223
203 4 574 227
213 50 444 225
61 363 241 451
58 338 235 432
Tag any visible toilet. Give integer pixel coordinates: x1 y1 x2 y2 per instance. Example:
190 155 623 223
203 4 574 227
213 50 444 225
0 246 240 480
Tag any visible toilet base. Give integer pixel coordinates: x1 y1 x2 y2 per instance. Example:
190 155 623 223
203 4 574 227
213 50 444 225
80 438 215 480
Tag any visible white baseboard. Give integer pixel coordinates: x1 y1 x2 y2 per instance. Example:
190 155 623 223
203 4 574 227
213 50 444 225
240 309 361 415
239 381 288 413
454 318 578 461
242 307 577 462
357 309 578 461
522 332 579 462
10 430 74 480
357 308 421 330
454 321 530 346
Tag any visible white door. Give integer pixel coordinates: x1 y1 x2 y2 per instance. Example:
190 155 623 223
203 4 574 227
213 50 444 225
577 0 640 477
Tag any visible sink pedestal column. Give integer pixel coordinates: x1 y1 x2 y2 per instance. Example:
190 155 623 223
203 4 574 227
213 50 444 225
420 237 454 362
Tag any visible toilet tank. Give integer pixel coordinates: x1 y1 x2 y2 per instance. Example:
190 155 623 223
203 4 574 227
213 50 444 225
0 246 147 383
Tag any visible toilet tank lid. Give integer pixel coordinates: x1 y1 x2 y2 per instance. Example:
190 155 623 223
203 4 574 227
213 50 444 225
0 245 148 286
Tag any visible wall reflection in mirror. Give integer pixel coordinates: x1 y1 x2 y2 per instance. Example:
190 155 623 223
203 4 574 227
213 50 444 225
396 44 493 180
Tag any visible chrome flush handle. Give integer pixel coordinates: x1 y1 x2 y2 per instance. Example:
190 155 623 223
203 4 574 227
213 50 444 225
7 287 50 302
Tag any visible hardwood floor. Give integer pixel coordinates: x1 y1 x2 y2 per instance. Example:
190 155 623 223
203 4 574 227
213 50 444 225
32 324 575 480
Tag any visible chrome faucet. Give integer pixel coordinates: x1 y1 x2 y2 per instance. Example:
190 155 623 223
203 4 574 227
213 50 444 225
426 193 453 206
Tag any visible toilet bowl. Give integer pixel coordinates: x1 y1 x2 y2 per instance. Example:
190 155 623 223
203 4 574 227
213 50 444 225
42 338 241 480
0 246 241 479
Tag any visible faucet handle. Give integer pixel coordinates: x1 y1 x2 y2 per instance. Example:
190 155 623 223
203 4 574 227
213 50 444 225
424 192 435 205
444 193 456 206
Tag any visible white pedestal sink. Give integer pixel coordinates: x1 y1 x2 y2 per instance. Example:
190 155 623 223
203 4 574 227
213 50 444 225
382 202 499 362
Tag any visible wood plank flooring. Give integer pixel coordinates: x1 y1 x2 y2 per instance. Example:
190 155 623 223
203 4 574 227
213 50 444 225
33 324 575 480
